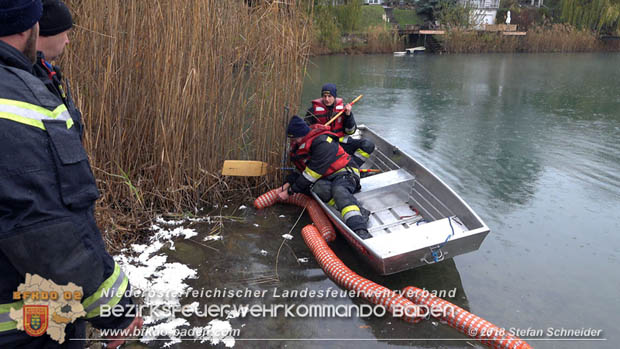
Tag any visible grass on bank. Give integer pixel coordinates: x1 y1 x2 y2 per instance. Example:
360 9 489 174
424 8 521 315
64 0 311 246
438 24 605 53
359 5 389 30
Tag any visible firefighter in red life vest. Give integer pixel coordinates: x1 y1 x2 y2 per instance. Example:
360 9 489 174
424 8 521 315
304 83 374 167
277 116 371 239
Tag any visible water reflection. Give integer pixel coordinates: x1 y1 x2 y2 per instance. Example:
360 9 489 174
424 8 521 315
302 53 620 349
303 54 620 212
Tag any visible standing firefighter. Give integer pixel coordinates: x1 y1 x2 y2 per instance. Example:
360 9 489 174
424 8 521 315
33 0 84 138
0 0 141 347
278 116 371 239
305 83 375 166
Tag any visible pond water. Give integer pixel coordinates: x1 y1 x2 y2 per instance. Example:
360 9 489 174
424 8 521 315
137 53 619 349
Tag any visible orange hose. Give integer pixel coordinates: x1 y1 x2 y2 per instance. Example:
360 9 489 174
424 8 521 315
301 225 424 324
255 190 531 348
254 188 280 210
254 190 336 242
401 286 531 348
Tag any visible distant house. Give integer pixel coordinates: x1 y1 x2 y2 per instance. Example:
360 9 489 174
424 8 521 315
459 0 500 27
364 0 384 4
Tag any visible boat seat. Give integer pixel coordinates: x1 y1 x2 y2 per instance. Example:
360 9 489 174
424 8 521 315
359 168 414 193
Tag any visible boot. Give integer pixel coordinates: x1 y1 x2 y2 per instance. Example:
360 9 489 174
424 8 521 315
360 207 371 224
354 229 372 240
352 156 365 168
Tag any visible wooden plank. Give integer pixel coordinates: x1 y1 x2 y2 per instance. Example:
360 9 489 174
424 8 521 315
221 160 269 176
502 31 527 36
419 30 445 35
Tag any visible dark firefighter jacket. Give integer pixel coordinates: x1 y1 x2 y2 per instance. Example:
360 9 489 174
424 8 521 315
0 40 133 346
287 129 354 194
33 51 84 139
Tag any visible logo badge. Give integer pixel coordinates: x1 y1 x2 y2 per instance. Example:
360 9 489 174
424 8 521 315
23 305 48 337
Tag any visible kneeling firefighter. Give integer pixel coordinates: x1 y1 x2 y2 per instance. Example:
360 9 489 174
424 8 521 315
277 116 371 239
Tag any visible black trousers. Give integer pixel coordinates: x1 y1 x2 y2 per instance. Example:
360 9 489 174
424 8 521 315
340 137 375 167
312 171 367 231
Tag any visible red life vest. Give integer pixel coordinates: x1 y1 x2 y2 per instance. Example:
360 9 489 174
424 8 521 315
310 98 346 137
289 128 351 175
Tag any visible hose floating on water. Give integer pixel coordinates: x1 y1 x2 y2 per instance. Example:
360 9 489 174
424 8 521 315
401 286 531 349
254 190 336 242
255 189 531 348
302 224 424 324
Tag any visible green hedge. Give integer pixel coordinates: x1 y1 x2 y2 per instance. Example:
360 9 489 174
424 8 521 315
393 8 423 26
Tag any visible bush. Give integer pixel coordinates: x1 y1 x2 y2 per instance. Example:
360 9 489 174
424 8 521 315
393 8 423 25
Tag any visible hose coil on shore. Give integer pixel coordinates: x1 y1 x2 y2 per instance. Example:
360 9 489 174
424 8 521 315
254 190 532 349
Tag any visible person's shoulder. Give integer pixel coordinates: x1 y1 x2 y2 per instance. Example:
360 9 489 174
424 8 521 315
0 65 33 97
312 133 336 146
0 65 63 109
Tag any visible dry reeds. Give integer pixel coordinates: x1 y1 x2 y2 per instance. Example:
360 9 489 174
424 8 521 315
439 24 605 54
363 25 404 54
524 24 603 52
62 1 311 242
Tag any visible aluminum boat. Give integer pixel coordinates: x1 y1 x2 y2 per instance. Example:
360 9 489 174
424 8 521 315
311 125 490 275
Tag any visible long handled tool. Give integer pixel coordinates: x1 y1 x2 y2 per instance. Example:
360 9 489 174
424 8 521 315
222 95 364 176
222 160 379 177
325 94 363 126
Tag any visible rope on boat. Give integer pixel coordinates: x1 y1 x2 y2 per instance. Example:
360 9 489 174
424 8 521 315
254 189 532 349
432 217 456 263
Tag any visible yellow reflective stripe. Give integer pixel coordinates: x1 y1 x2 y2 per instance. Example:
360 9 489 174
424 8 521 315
326 137 333 143
0 300 22 314
0 99 72 130
334 167 359 176
85 276 128 319
0 98 62 117
0 320 17 332
0 300 22 333
82 263 121 309
0 98 69 119
355 149 370 159
327 198 336 206
303 167 322 183
341 205 360 218
82 263 129 318
0 111 45 130
52 104 69 118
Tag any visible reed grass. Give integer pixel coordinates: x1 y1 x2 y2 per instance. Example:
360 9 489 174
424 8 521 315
62 1 311 242
440 24 605 53
363 25 404 53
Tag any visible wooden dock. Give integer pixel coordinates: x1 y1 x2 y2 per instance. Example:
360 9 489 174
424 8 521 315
396 25 526 36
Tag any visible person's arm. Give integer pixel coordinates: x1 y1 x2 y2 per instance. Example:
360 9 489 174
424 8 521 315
0 119 139 336
343 110 357 135
290 136 338 194
304 106 319 125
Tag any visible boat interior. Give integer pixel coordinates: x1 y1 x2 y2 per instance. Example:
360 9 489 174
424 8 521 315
356 147 469 257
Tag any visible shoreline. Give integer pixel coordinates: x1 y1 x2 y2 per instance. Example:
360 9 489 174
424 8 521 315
312 28 620 55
